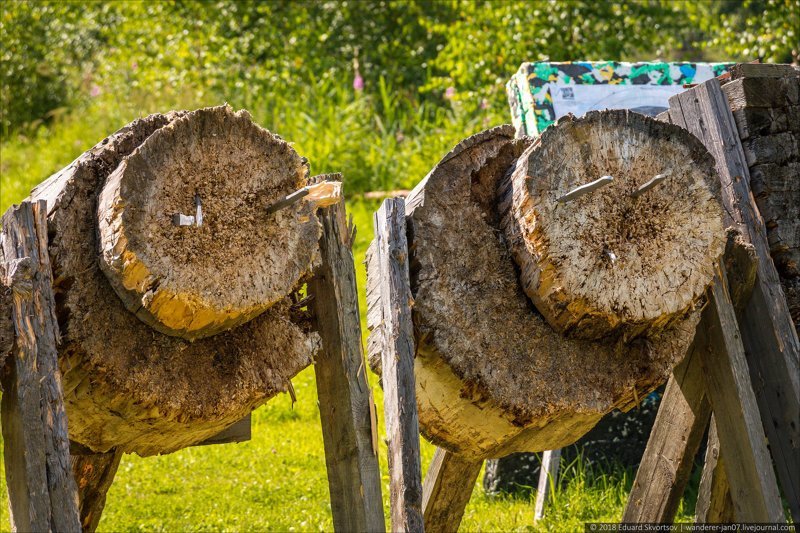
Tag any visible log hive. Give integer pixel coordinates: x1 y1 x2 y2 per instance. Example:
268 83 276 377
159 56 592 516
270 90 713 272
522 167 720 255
367 112 725 460
501 111 725 339
723 71 800 328
1 105 318 456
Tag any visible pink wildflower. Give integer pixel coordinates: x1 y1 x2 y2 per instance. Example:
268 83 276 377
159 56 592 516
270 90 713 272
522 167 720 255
90 84 102 97
353 73 364 91
444 86 456 99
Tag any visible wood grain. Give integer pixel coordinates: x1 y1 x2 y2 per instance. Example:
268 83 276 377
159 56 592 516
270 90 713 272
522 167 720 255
373 198 424 532
1 200 81 532
669 79 799 522
422 448 482 533
695 416 735 524
310 185 385 533
71 449 123 532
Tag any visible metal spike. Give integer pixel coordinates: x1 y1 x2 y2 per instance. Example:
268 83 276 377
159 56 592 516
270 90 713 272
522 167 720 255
557 175 614 203
631 170 672 198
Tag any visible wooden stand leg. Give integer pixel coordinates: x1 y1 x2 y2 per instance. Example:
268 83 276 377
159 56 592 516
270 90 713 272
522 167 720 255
1 200 80 532
698 267 784 522
622 344 711 523
374 198 424 532
422 448 482 533
309 183 385 533
669 80 800 522
533 449 561 522
695 416 734 523
71 449 123 532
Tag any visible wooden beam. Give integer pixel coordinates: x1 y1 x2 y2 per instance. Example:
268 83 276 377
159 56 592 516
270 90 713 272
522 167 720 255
422 448 482 533
71 449 123 532
373 198 424 532
669 79 800 522
695 416 735 523
309 187 385 533
533 449 561 522
622 343 711 523
0 200 81 532
699 266 784 522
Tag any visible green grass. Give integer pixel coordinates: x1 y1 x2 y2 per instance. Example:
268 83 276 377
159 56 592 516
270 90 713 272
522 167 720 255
0 92 699 532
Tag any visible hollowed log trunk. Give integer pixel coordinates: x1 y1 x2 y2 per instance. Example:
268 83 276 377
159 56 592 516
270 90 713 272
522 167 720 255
1 106 317 456
367 114 723 461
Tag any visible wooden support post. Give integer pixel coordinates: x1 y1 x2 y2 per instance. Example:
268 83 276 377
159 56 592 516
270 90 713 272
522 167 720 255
698 266 784 522
669 79 800 522
695 416 735 523
71 449 124 532
533 449 561 522
622 343 711 523
309 183 385 533
373 198 424 532
422 448 482 533
0 200 81 532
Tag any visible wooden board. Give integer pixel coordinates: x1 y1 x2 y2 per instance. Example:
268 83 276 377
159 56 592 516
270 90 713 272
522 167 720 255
309 184 386 533
533 449 561 522
373 198 424 532
422 448 482 533
622 344 711 522
695 416 735 523
0 200 81 532
669 79 800 522
699 266 784 522
195 415 251 446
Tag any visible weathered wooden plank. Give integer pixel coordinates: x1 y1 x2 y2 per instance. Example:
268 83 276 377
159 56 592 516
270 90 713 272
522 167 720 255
622 344 711 523
1 200 81 532
71 449 123 532
422 448 482 533
699 266 784 522
695 416 735 523
309 183 385 533
194 414 251 447
374 198 424 533
670 80 800 522
533 449 561 522
730 62 799 80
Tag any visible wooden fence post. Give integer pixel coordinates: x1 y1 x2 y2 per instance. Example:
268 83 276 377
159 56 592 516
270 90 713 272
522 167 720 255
373 198 424 532
309 177 386 533
1 200 81 532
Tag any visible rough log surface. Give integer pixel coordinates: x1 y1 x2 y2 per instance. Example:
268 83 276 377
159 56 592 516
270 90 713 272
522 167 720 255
97 106 319 340
21 110 313 456
724 73 800 328
1 200 81 533
499 110 724 339
367 125 700 460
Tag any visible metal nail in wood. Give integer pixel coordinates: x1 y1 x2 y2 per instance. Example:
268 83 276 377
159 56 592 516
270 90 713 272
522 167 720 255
557 175 613 203
631 170 672 198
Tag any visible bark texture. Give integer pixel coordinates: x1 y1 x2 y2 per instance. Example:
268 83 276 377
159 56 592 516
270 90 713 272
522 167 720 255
367 125 701 460
723 74 800 329
15 108 314 456
97 106 319 340
499 110 724 339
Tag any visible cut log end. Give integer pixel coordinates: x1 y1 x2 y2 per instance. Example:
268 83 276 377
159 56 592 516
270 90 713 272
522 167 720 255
500 110 725 339
97 105 320 340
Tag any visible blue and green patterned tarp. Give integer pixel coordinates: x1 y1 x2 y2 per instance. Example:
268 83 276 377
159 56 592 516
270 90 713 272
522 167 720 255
507 61 732 137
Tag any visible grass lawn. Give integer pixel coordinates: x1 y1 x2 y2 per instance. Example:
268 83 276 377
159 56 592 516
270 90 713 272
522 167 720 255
0 106 698 532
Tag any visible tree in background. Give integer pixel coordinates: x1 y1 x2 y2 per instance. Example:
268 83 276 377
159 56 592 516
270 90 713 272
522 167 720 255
1 0 797 138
